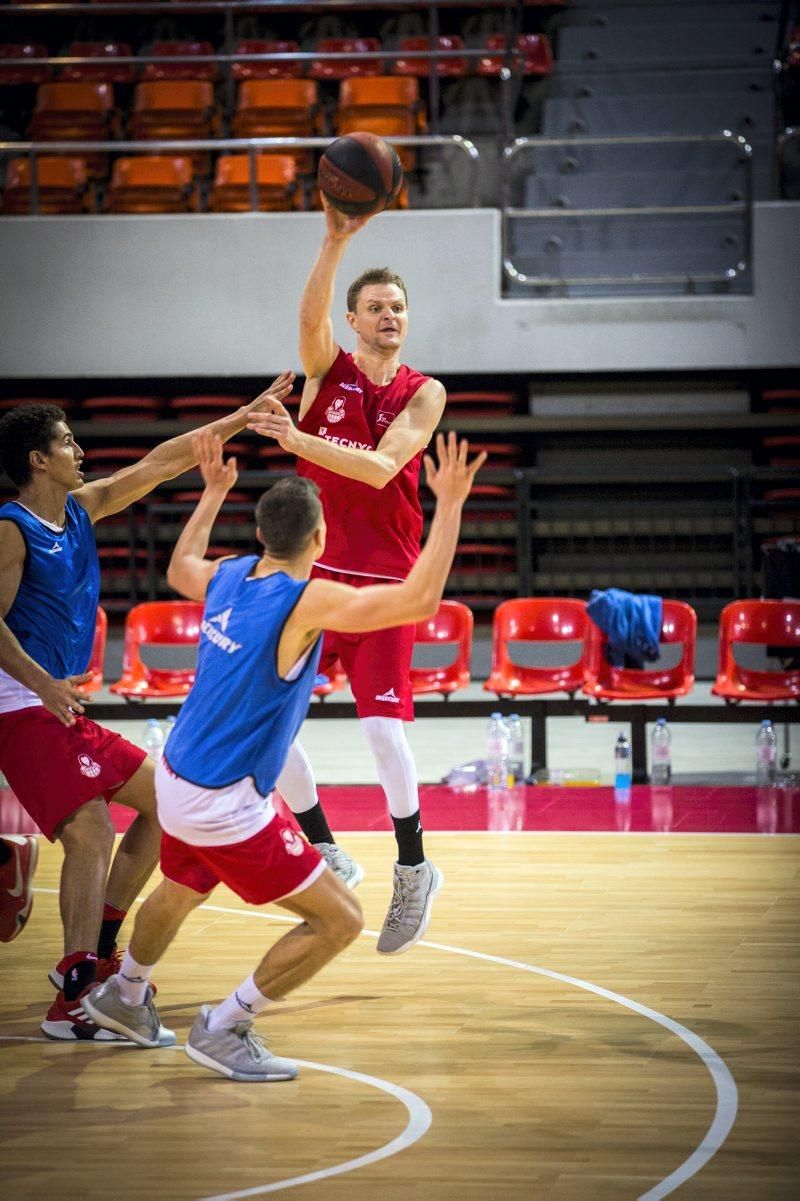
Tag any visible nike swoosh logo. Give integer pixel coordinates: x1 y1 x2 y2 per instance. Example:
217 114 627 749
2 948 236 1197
7 854 24 898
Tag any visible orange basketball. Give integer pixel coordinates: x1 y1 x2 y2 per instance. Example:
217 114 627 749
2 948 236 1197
317 131 403 217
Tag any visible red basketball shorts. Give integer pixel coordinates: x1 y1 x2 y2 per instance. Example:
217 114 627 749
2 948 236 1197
311 564 415 721
0 706 147 841
160 815 325 905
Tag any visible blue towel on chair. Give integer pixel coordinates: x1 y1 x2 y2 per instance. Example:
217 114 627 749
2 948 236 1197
587 588 663 669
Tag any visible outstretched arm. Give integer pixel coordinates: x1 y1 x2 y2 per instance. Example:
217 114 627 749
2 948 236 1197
166 432 239 603
285 434 486 660
299 199 373 382
73 372 294 524
247 377 446 489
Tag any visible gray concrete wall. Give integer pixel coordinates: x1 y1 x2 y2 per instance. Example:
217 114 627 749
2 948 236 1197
1 203 798 378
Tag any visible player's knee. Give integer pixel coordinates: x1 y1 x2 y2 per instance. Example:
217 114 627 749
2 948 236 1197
361 715 405 768
56 799 115 856
325 893 364 950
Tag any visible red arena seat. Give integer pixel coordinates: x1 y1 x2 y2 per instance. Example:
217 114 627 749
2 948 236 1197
141 41 217 83
484 598 589 697
60 43 135 85
410 600 473 697
477 33 553 78
392 36 467 79
0 43 51 86
583 599 697 701
110 601 204 699
232 40 302 82
1 156 91 215
712 600 800 703
309 38 383 81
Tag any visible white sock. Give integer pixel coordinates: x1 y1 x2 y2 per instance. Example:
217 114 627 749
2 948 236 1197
118 951 154 1007
275 740 318 814
361 716 420 819
206 973 271 1033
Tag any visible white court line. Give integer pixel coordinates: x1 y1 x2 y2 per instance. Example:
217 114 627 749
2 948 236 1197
27 886 737 1200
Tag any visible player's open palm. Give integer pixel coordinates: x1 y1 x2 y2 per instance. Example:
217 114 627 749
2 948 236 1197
246 398 299 454
246 371 296 415
424 431 487 507
193 431 238 493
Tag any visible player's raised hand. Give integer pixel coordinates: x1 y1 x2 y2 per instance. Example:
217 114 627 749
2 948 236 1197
322 194 373 241
246 371 296 415
192 431 238 493
38 673 93 727
423 431 487 507
246 397 300 455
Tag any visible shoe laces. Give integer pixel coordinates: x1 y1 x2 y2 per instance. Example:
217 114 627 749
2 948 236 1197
99 945 122 976
385 869 420 930
233 1021 270 1063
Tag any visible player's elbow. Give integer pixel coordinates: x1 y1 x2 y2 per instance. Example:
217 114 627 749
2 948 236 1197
166 561 191 596
370 459 399 489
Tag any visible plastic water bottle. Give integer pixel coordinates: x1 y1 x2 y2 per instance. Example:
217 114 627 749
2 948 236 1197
508 714 525 786
614 731 632 803
651 718 672 785
164 714 178 746
486 713 511 792
755 719 777 785
143 717 165 761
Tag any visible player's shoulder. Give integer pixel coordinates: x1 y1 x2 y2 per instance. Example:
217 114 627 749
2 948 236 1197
409 375 446 408
0 513 26 562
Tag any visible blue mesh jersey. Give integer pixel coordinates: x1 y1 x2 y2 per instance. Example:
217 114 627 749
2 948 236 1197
165 556 322 795
0 495 99 678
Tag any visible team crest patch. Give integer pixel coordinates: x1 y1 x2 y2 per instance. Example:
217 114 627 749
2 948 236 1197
78 754 101 779
376 410 395 427
281 828 306 857
325 396 347 424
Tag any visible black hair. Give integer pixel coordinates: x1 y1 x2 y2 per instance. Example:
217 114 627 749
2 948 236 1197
254 477 322 559
0 403 68 488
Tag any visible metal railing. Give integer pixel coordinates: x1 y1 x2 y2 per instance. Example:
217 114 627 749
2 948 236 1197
502 132 754 289
777 125 800 197
0 134 481 212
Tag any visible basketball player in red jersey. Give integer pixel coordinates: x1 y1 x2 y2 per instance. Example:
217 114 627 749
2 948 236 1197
248 199 452 954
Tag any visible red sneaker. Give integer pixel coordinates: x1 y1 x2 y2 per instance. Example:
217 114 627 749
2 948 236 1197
41 988 124 1042
50 944 120 991
0 835 39 943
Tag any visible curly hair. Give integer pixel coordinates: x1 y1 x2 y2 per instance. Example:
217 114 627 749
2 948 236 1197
0 403 67 488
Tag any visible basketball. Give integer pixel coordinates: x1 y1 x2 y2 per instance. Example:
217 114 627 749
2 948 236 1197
317 131 403 217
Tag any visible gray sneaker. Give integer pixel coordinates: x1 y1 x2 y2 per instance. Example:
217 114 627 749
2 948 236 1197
82 976 176 1048
184 1005 298 1082
376 859 443 955
313 841 365 889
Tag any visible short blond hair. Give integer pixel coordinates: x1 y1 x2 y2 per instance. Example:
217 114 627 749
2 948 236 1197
346 267 407 314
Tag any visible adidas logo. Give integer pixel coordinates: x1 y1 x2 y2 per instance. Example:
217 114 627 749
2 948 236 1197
374 686 400 704
208 607 232 632
47 542 63 554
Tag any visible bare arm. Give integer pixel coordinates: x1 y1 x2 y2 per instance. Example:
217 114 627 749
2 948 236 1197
73 371 294 524
0 521 91 726
166 432 238 603
283 434 486 660
299 199 372 382
247 377 446 490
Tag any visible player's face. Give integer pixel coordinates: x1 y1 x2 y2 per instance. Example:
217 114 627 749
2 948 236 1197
349 284 408 353
39 421 85 489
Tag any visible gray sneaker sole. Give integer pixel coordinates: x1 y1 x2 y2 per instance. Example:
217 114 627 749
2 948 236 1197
82 992 175 1049
376 864 444 956
184 1040 298 1082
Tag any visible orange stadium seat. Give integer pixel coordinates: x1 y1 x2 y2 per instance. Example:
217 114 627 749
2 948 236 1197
410 600 473 697
337 76 422 172
129 81 218 174
393 36 468 79
309 38 383 81
169 395 246 420
28 82 118 176
712 600 800 703
106 155 197 213
232 40 303 82
0 44 51 86
110 601 204 699
1 156 92 215
81 396 162 419
445 391 518 416
142 41 217 83
209 153 298 212
583 599 697 701
485 598 590 698
59 42 136 85
477 33 554 78
75 606 107 694
233 79 320 172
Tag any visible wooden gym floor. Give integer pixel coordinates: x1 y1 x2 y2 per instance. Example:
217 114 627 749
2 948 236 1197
1 830 798 1201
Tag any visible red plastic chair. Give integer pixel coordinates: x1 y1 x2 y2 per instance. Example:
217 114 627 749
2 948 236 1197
110 601 204 699
477 33 554 78
60 43 136 85
392 36 467 79
75 606 107 694
410 600 473 697
82 396 161 419
712 600 800 703
583 599 697 701
232 40 302 82
309 38 383 81
484 598 589 697
106 156 198 214
0 44 51 86
209 153 298 212
142 41 217 83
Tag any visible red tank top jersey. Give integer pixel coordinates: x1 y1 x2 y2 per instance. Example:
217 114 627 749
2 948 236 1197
296 348 431 580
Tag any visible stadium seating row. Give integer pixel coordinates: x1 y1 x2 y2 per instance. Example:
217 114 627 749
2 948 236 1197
84 597 800 704
0 35 554 84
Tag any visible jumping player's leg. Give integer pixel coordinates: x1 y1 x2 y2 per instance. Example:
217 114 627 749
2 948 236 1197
346 623 444 955
277 740 364 888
